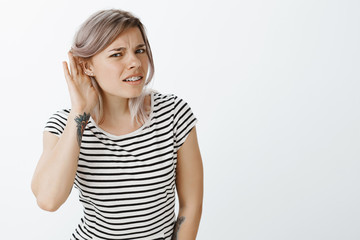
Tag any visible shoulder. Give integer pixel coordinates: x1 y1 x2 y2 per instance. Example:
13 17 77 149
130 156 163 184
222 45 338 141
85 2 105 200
48 109 71 121
151 91 196 126
44 109 71 136
152 90 189 108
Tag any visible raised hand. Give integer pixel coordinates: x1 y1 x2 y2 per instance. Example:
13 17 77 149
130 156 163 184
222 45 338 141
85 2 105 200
62 51 99 114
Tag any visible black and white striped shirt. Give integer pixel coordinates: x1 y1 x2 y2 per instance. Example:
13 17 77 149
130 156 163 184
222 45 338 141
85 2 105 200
44 91 198 240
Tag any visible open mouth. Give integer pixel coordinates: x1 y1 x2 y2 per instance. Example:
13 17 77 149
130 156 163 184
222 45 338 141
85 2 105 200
123 76 143 82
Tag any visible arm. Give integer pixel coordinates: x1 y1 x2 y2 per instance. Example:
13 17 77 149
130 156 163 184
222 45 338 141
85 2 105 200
172 126 203 240
31 52 98 212
31 111 89 212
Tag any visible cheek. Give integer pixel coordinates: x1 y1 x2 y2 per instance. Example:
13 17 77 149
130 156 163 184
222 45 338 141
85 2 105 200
142 57 150 71
93 65 125 90
96 62 124 78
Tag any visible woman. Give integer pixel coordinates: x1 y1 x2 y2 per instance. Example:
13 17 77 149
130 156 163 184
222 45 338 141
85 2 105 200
31 9 203 240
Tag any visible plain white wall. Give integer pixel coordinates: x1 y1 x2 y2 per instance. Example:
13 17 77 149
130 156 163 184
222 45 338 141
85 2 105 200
0 0 359 239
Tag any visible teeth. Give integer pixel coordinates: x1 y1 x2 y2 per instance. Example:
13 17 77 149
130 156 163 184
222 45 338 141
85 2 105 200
124 76 141 82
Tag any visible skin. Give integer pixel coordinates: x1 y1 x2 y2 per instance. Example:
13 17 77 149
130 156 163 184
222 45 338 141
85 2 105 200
74 112 90 147
31 26 203 239
86 27 149 100
84 27 150 134
174 127 203 239
172 216 186 240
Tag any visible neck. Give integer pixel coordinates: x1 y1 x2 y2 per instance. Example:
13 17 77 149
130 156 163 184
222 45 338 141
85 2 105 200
102 94 131 123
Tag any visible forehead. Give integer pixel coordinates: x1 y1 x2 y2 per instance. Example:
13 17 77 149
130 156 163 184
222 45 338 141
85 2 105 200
106 27 144 49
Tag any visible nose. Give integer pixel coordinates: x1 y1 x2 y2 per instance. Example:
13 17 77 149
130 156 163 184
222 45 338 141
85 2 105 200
127 52 141 70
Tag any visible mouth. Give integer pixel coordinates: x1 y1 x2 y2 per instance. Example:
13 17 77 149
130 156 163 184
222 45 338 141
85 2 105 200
123 75 143 82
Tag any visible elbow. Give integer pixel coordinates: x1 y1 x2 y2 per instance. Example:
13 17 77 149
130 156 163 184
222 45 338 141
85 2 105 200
31 184 61 212
31 179 62 212
36 196 61 212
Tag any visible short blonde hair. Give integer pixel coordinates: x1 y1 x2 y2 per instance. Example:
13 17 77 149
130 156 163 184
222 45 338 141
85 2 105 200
71 9 155 125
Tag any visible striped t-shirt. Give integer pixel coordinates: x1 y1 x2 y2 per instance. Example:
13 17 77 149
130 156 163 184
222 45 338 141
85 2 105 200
44 91 198 240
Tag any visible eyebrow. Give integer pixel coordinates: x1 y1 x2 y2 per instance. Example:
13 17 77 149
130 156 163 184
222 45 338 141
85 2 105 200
108 43 146 52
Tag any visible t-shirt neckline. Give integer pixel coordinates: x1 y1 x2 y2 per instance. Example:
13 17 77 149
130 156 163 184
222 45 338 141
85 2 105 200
89 91 154 139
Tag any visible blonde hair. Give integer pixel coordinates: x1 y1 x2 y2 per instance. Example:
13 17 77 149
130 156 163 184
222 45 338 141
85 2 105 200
70 9 155 125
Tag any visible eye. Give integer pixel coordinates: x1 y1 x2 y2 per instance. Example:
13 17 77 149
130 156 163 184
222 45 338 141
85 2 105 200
110 52 123 57
136 48 146 54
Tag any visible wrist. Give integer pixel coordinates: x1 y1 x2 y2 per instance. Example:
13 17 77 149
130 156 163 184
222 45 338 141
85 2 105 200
69 111 91 147
70 107 91 115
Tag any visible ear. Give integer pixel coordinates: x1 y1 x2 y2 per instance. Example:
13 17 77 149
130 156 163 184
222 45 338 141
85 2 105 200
79 58 95 76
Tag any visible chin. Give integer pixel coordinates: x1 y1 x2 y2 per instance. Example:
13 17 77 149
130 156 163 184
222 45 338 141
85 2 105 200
123 89 144 99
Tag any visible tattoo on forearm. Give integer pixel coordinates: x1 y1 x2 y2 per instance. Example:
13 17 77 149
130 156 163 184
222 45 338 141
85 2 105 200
74 112 90 147
172 216 185 240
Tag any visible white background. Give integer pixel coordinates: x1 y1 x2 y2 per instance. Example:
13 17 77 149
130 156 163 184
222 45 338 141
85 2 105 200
0 0 359 239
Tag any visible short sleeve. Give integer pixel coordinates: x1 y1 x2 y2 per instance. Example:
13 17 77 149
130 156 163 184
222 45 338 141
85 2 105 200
44 109 70 137
173 96 198 152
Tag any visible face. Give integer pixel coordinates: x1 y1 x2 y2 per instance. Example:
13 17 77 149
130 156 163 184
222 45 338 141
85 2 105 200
86 27 149 99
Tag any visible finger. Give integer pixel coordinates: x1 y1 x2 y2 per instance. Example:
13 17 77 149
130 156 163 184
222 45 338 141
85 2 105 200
73 56 83 76
62 61 72 84
76 57 85 75
63 61 77 94
68 51 78 77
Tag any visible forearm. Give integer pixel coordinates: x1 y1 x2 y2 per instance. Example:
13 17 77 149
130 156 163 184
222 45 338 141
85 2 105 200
31 110 88 211
172 205 202 240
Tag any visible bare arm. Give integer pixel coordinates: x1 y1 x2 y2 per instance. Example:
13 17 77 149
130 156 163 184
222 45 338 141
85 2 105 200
172 126 203 240
31 52 98 211
31 111 88 211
